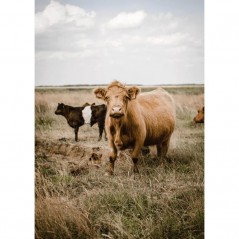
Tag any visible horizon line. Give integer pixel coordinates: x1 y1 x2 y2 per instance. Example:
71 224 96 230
35 83 204 88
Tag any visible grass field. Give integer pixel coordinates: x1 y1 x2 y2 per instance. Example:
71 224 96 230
35 85 204 239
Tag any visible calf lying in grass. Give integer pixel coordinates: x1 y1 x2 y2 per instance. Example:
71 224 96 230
193 106 204 123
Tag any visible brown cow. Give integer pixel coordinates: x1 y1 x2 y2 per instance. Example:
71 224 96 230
94 80 176 175
193 106 204 123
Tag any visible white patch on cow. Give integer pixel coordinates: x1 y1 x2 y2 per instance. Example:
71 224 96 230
82 106 91 124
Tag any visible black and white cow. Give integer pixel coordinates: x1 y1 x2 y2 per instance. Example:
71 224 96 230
55 103 106 142
90 103 107 141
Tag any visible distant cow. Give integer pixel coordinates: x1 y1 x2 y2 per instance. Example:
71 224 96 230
90 103 107 141
193 106 204 123
94 80 176 175
55 102 105 142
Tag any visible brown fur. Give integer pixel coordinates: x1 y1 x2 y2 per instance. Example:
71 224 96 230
193 106 204 123
94 80 176 175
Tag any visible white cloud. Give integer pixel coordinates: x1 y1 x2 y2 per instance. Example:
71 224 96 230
106 10 147 29
147 32 190 46
144 12 180 35
35 2 203 86
36 48 96 61
35 12 49 34
35 0 95 34
157 12 173 20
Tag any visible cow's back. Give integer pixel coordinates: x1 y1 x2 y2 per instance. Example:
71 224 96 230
134 88 176 145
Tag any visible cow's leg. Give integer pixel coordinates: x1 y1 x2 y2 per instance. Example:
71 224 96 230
131 141 144 174
141 146 150 156
156 143 162 157
105 140 117 176
74 127 79 142
97 121 103 141
157 138 170 159
104 128 108 141
132 157 139 174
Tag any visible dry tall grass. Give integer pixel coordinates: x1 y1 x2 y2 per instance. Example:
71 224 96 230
35 86 204 239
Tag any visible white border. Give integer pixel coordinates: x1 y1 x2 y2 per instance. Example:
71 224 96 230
205 0 239 238
1 0 239 238
0 1 34 239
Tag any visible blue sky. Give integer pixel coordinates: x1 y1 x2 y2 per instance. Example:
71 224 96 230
35 0 204 86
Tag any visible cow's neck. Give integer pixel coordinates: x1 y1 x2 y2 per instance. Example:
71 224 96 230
110 117 124 128
63 106 71 118
113 119 122 143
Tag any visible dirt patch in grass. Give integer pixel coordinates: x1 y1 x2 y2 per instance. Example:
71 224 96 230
35 139 110 177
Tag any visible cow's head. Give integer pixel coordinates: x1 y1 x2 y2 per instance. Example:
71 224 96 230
82 102 90 108
193 106 204 123
55 103 65 115
94 81 140 118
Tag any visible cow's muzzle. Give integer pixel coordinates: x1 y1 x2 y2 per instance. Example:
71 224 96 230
55 110 61 115
110 113 124 118
110 106 124 118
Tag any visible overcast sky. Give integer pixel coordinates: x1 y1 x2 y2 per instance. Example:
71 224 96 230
35 0 204 86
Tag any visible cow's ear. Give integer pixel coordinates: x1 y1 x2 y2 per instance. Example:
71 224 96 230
94 88 106 100
91 103 96 106
127 87 140 100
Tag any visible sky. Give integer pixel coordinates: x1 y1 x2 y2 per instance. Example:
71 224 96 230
35 0 204 86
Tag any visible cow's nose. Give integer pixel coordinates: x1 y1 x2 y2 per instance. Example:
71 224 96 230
112 106 122 113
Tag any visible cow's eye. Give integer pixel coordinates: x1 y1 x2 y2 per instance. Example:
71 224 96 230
123 95 128 102
105 96 110 101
